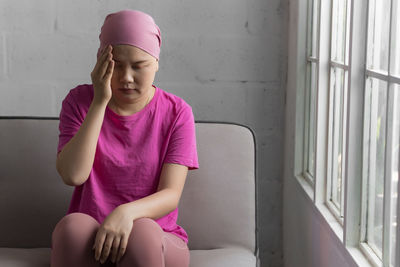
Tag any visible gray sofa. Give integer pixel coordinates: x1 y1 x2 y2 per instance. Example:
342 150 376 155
0 117 259 267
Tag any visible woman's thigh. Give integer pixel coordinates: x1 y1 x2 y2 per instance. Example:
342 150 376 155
161 231 190 267
51 212 100 267
117 217 190 267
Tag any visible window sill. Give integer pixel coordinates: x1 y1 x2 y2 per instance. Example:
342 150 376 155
294 174 375 267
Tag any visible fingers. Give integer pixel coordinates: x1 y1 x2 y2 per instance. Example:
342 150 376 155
98 48 113 79
93 230 106 262
100 234 114 264
93 46 110 73
116 234 129 263
98 51 113 79
104 58 114 81
110 236 121 263
92 45 113 80
94 233 127 264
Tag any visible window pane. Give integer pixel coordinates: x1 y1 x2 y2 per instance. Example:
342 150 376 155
391 0 400 76
307 0 320 58
389 84 399 267
329 67 347 215
304 63 311 177
311 0 320 57
367 0 391 73
308 63 317 177
365 77 388 259
331 0 349 63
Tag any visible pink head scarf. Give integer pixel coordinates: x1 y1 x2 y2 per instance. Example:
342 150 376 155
97 9 162 60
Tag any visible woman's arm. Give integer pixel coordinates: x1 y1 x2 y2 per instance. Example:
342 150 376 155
56 101 107 186
125 163 188 219
56 45 114 186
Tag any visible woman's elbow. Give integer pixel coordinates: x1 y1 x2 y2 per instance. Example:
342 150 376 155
56 157 85 187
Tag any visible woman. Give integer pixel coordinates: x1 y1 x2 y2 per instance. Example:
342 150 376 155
51 9 199 267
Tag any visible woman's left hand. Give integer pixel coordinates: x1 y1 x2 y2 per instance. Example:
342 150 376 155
93 204 133 264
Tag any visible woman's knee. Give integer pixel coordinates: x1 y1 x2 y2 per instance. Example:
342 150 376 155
118 218 164 266
130 217 163 242
52 212 99 246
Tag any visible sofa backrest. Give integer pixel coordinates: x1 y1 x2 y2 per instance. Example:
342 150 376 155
0 118 256 254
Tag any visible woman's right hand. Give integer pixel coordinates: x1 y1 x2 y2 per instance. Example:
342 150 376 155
91 45 114 105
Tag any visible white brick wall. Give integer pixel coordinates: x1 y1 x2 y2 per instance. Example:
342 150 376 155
0 1 288 266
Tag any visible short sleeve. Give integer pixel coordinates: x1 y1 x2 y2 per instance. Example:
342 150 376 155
57 93 84 155
164 105 199 170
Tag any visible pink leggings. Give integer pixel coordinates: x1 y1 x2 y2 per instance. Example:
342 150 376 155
50 212 190 267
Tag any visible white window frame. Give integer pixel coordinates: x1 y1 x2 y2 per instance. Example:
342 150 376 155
325 0 352 225
303 0 321 186
359 0 400 266
292 0 400 266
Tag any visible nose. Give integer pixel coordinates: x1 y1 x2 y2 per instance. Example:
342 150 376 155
119 67 134 84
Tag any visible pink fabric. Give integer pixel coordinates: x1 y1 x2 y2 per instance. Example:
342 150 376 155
97 9 161 60
51 213 190 267
57 84 199 244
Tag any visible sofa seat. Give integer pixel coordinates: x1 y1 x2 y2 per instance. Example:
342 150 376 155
0 246 256 267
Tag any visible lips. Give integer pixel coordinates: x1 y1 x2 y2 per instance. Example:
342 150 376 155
119 88 136 94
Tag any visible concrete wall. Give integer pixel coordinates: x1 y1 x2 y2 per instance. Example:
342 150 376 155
0 1 287 266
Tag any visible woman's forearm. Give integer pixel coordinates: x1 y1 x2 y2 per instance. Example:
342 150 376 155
56 100 107 186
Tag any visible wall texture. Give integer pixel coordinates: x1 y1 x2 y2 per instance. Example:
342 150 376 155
0 1 287 266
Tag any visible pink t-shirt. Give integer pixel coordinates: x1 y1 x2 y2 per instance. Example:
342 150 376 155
57 84 199 244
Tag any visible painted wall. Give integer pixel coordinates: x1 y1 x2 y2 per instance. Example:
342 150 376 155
0 1 288 266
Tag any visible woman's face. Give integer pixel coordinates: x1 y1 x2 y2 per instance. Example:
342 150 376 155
110 44 159 104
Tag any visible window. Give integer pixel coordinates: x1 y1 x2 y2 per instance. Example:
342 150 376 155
360 0 400 265
298 0 400 266
303 0 320 185
326 0 352 223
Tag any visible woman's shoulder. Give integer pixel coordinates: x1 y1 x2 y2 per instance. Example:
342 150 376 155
156 86 193 113
64 84 94 106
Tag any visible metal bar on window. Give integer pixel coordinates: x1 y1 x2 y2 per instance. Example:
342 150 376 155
307 56 319 63
366 69 389 81
340 71 349 218
313 0 320 57
327 68 335 206
390 75 400 84
332 67 341 211
304 62 312 179
331 60 350 70
307 0 313 58
343 0 369 247
345 0 352 65
361 79 372 244
312 0 322 195
382 84 395 267
366 69 400 84
304 0 317 185
367 78 379 257
382 0 395 265
309 63 318 178
396 113 400 267
314 0 330 205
